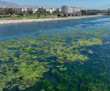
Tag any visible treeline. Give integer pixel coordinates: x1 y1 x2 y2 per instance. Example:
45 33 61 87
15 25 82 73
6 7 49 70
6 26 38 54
81 10 107 15
0 8 15 16
58 10 108 17
0 8 109 19
0 8 58 18
57 12 82 17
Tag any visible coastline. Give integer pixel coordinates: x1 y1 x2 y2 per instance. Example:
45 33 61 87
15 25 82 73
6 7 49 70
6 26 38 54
0 15 103 25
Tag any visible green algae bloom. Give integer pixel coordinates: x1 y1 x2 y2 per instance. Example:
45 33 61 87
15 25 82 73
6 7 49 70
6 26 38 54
0 27 110 90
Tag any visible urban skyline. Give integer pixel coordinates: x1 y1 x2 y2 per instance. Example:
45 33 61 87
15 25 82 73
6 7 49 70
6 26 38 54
1 0 110 9
0 5 84 15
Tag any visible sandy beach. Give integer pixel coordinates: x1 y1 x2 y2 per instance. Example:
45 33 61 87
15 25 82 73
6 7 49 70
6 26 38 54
0 15 103 25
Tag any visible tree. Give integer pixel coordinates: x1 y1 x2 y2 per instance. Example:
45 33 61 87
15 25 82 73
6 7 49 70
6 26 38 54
3 8 15 16
72 14 75 17
63 13 68 17
22 11 29 16
35 11 41 18
44 12 47 18
0 10 6 17
81 10 87 15
58 13 61 17
53 11 58 15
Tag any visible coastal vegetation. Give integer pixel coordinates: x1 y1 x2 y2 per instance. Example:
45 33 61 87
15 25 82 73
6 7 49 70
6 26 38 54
81 10 107 15
0 26 110 90
0 8 107 20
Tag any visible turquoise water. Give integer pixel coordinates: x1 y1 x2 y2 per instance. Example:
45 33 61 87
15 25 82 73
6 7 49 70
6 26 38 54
0 16 109 41
0 16 110 91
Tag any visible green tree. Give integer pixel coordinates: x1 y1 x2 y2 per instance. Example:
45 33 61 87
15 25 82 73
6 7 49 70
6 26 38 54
35 11 41 18
58 13 61 17
0 10 6 17
3 8 15 16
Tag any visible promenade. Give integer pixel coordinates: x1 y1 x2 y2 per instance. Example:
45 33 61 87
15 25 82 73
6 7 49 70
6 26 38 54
0 15 103 25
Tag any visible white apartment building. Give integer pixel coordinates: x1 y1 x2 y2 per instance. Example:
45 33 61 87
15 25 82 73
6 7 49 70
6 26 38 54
39 7 56 14
49 8 56 14
27 8 38 13
0 7 38 13
39 7 49 12
61 6 69 13
61 5 83 14
56 8 61 12
14 8 27 12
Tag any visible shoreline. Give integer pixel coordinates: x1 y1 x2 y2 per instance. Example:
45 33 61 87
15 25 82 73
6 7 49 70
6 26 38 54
0 15 103 25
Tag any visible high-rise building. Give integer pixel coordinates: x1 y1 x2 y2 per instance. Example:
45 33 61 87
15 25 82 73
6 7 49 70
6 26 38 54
61 5 83 14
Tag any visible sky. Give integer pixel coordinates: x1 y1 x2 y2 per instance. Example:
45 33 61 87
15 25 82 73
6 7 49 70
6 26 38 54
3 0 110 9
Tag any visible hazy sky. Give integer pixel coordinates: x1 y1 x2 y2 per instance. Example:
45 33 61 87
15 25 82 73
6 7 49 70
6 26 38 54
3 0 110 9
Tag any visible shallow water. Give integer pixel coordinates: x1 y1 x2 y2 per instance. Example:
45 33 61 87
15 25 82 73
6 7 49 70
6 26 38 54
0 15 110 91
0 16 109 41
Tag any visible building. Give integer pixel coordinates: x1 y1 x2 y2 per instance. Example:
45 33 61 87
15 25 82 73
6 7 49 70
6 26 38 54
38 7 56 14
27 8 38 13
61 5 83 14
14 8 27 12
61 6 69 13
56 8 61 13
49 8 56 14
39 7 49 12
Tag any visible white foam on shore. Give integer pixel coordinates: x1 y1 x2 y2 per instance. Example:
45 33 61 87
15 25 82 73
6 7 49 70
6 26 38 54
0 15 103 25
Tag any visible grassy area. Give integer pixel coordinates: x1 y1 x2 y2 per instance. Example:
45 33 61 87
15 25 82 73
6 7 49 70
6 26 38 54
0 14 58 20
